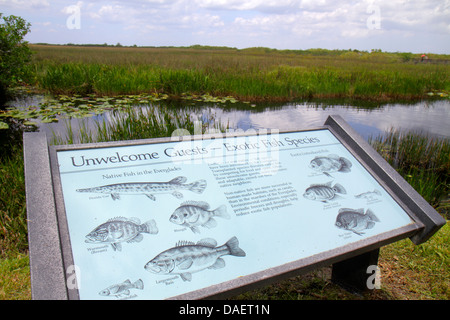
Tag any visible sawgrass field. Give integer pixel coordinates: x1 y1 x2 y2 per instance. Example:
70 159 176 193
30 44 450 102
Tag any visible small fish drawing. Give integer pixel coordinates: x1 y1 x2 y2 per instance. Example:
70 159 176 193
303 182 346 203
335 208 380 236
85 217 158 251
309 154 352 178
355 189 382 200
76 176 207 201
169 201 230 234
99 279 144 298
144 237 246 282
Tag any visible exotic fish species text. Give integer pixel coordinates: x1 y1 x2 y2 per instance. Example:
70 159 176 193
99 279 144 298
85 217 158 251
169 201 230 234
303 182 346 202
335 208 380 235
309 154 352 177
144 237 246 282
76 176 207 201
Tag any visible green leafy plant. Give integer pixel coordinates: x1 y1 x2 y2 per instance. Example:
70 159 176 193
0 14 33 104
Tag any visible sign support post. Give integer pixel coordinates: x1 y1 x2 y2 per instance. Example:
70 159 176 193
331 248 380 293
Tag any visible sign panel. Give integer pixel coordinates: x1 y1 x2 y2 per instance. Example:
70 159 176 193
53 128 416 300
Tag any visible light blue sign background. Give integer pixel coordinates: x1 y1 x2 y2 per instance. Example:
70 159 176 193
56 129 414 299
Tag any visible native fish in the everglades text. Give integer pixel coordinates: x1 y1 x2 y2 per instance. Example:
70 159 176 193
309 154 352 178
354 189 382 200
335 208 380 235
144 237 246 282
76 176 207 201
85 217 158 251
99 279 144 298
169 201 230 234
303 182 346 202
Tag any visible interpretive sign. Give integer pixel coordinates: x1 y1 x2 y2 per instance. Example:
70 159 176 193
24 115 445 300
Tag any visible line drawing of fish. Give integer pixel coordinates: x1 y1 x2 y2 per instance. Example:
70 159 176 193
144 236 246 282
309 154 352 178
169 201 230 234
76 176 207 201
354 189 382 200
85 217 158 251
99 279 144 298
335 208 380 236
303 181 346 203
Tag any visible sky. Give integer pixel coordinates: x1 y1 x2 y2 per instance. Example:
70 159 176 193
1 0 449 54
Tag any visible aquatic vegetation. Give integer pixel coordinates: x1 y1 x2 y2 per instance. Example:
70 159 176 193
29 45 450 103
427 90 449 99
0 92 243 129
50 103 226 145
369 129 450 217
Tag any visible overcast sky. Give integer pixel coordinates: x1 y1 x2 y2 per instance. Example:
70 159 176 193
1 0 449 53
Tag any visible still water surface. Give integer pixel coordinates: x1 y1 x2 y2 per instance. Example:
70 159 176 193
7 95 450 142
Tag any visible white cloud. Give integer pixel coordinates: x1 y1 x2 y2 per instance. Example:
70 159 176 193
181 13 224 28
0 0 50 9
10 0 449 52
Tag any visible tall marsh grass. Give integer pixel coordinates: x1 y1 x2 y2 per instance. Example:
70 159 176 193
50 104 225 145
369 130 450 217
31 45 450 102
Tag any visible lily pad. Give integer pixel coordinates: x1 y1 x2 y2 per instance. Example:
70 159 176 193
0 121 9 129
23 120 38 126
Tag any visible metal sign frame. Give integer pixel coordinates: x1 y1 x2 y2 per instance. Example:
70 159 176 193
24 115 445 300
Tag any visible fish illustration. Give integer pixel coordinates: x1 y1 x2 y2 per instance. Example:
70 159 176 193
85 217 158 251
99 279 144 298
309 154 352 177
144 237 246 282
169 201 230 234
303 182 346 202
355 189 382 200
76 176 207 201
335 208 380 236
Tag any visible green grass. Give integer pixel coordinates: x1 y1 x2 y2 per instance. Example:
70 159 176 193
0 253 30 300
0 144 28 257
369 129 450 217
29 45 450 102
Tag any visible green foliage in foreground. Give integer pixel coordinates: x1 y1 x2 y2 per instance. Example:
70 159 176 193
0 145 27 256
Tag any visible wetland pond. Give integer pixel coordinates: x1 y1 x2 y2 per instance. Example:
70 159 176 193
3 94 450 144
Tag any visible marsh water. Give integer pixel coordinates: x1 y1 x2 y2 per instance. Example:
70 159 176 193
5 94 450 144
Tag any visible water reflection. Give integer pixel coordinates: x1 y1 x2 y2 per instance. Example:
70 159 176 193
207 100 450 139
5 96 450 144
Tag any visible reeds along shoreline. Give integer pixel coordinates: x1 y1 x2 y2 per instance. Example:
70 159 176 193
369 129 450 217
30 45 450 102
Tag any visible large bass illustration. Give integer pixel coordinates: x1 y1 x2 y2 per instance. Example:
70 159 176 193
144 237 246 282
76 176 207 201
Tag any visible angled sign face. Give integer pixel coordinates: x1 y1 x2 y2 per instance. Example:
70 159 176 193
24 115 444 300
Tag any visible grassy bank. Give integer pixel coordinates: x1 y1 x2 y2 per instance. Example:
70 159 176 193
29 45 450 102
